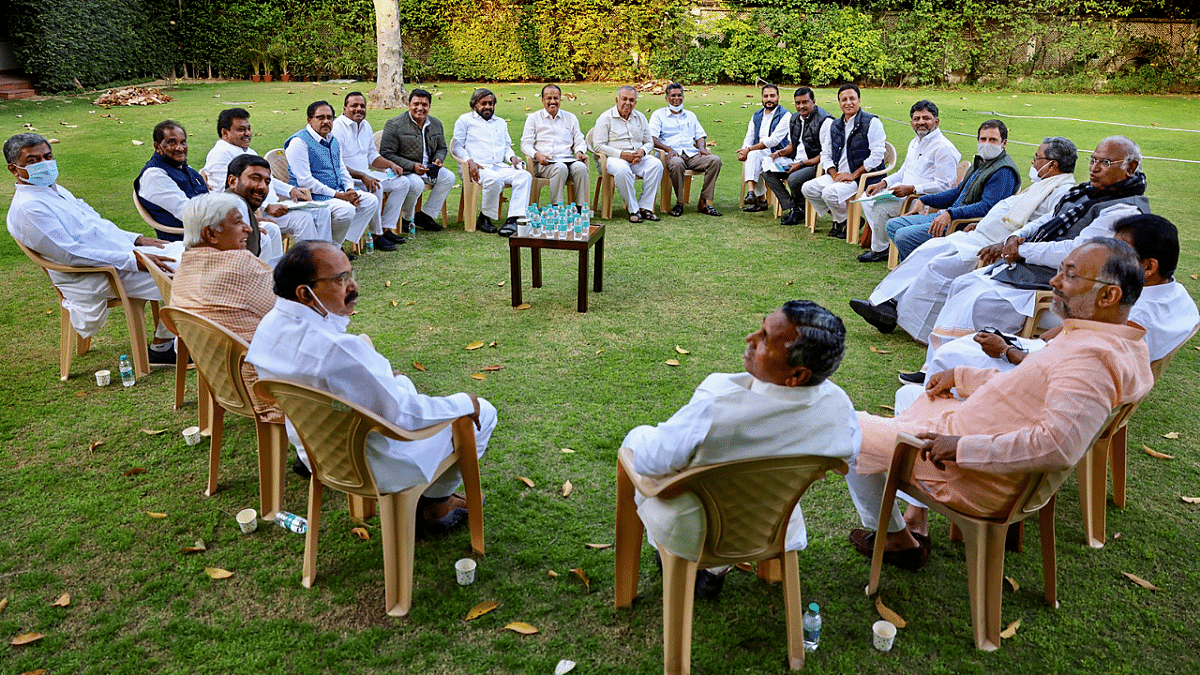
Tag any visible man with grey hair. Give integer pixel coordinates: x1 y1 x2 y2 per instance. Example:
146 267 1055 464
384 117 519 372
6 133 183 364
649 82 722 217
620 300 858 599
451 88 531 236
591 85 663 223
135 119 209 242
520 84 589 209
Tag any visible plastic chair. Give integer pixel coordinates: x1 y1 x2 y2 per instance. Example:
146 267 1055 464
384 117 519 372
14 237 156 380
653 150 695 213
369 130 448 229
161 307 287 520
886 161 975 268
867 407 1131 650
804 165 825 233
614 446 848 673
526 154 577 207
265 148 289 183
452 149 511 232
844 141 897 244
585 128 651 220
252 378 485 617
133 189 184 239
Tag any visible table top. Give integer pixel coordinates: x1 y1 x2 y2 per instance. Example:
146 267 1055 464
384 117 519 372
508 224 605 250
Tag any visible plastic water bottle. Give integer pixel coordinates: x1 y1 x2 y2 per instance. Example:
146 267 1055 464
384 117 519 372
384 168 396 179
528 204 540 237
362 233 374 254
572 212 583 240
581 203 591 240
558 214 569 240
274 511 308 534
802 603 821 652
119 355 135 387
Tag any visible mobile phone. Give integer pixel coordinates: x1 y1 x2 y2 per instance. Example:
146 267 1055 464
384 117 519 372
979 327 1020 348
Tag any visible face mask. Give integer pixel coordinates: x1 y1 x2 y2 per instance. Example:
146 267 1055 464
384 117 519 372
23 159 58 186
668 103 684 113
977 143 1004 161
301 286 352 331
1028 164 1045 183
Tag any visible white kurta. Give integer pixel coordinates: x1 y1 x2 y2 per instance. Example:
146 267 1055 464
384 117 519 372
740 108 792 190
332 114 408 231
452 111 530 220
623 372 859 561
246 298 495 495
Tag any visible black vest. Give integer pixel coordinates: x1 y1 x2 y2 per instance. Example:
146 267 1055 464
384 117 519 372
829 110 885 186
134 153 209 240
790 106 832 160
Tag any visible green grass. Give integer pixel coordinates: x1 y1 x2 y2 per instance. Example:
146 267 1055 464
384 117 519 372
1 81 1199 674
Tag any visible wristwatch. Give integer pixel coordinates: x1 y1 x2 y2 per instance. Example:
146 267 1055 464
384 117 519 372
1000 345 1025 364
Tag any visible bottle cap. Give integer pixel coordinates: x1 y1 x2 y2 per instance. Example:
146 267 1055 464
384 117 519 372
808 603 819 612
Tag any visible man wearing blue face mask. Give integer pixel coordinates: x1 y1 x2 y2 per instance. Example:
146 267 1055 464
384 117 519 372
880 120 1021 261
6 133 184 364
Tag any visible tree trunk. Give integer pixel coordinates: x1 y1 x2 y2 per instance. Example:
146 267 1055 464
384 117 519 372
370 0 408 109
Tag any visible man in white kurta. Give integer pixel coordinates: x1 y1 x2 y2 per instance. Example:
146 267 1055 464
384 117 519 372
331 91 408 249
736 85 791 211
246 241 496 521
520 84 589 207
591 86 663 221
6 133 182 345
623 301 858 570
452 88 531 236
203 107 332 243
800 85 887 237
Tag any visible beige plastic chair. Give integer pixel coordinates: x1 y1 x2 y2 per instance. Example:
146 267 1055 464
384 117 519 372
886 161 975 269
586 127 651 220
451 150 507 232
526 154 578 207
804 165 825 233
614 446 848 673
15 238 155 380
161 307 287 520
867 407 1131 650
265 148 289 183
844 141 897 244
252 378 485 617
369 130 448 229
655 149 697 214
1019 291 1057 339
133 189 184 238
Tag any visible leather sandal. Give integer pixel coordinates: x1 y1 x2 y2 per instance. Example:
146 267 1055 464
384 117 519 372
698 205 722 217
848 528 931 571
639 209 660 222
668 203 684 217
628 213 642 223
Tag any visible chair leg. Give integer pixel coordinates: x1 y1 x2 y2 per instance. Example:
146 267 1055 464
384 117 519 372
124 298 151 378
659 169 671 213
204 403 224 497
887 242 899 270
256 420 287 520
173 338 188 410
867 468 904 596
1039 495 1059 608
602 176 614 220
962 521 1007 651
660 551 698 675
380 490 422 617
780 551 805 670
805 201 817 233
197 374 213 436
1111 424 1127 508
301 477 324 588
1077 438 1108 548
756 558 782 584
60 309 74 381
453 417 485 554
349 495 377 520
614 460 645 609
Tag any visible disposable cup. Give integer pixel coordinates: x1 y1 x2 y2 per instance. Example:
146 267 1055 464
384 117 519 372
236 508 258 534
873 620 897 652
455 558 477 585
182 426 202 446
95 370 111 386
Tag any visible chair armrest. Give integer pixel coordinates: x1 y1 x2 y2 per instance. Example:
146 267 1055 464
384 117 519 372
524 155 537 180
856 166 890 189
890 433 926 479
951 217 982 233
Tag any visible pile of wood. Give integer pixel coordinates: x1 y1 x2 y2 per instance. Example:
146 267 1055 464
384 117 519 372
93 87 174 107
634 79 674 95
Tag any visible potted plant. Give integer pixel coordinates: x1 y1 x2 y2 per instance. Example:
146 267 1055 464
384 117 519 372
247 39 271 83
269 38 291 83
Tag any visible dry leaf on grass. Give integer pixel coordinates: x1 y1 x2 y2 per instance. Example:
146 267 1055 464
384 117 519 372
181 539 207 554
400 281 408 286
555 660 577 675
869 346 892 354
1192 274 1198 280
140 428 167 435
465 340 484 350
504 621 540 635
10 632 45 646
22 669 48 675
674 345 690 354
999 618 1021 639
1006 576 1020 592
204 567 233 579
735 562 755 573
481 365 504 372
74 391 87 398
489 341 498 347
465 601 498 621
497 281 505 287
570 568 590 591
547 569 559 578
146 512 167 519
471 373 487 381
123 467 147 476
131 140 144 146
562 480 573 497
1143 444 1174 459
413 362 426 372
390 300 398 308
350 527 370 540
384 280 391 287
1182 496 1200 504
516 476 535 488
1162 431 1180 439
875 596 907 628
879 404 894 412
87 440 104 453
0 597 7 614
584 543 612 549
515 303 531 310
665 359 681 366
1122 571 1160 591
50 593 70 607
560 448 575 454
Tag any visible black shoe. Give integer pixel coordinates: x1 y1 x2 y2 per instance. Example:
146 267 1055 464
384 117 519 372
414 211 444 232
148 344 177 366
292 458 311 480
381 229 407 245
346 252 359 261
475 213 498 234
898 371 926 385
399 219 414 236
372 234 398 252
857 249 888 263
742 200 769 213
499 217 518 237
827 221 846 239
849 298 897 333
780 210 801 226
743 192 757 205
694 569 727 601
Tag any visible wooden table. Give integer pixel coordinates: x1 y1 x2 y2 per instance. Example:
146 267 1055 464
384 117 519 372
508 224 605 313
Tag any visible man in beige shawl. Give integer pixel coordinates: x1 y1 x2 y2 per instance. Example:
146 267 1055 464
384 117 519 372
849 137 1077 343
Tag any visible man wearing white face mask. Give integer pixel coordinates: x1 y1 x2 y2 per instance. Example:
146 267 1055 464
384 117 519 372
6 133 184 364
246 240 496 533
881 120 1021 261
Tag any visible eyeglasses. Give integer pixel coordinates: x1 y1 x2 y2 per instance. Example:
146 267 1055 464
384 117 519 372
1056 264 1113 285
1031 155 1049 164
1088 157 1123 169
310 270 355 285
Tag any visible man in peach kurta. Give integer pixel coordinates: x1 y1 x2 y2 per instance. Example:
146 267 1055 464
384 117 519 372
844 238 1154 569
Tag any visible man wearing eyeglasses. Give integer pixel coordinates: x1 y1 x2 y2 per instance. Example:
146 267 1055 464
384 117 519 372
246 241 495 533
919 136 1149 359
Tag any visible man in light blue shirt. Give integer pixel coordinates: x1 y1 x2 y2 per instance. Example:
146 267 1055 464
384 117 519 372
649 83 722 217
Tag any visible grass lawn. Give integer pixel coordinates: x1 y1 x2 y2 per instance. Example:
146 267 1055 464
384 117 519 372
1 81 1199 674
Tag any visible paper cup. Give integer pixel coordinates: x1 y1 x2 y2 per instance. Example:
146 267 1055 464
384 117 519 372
182 426 202 446
873 620 897 652
95 370 111 386
455 558 477 585
236 508 258 534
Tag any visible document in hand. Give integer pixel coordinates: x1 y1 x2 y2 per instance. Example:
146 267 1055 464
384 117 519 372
277 200 331 211
851 191 900 204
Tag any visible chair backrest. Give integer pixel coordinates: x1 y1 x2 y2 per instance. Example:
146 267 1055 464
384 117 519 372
12 236 123 301
372 130 382 151
134 250 174 305
254 378 453 498
642 453 848 566
1150 323 1199 381
133 189 184 235
955 160 972 184
161 306 256 419
1017 404 1132 517
265 148 289 183
882 141 897 173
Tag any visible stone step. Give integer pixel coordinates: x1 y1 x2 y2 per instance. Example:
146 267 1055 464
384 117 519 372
0 88 36 100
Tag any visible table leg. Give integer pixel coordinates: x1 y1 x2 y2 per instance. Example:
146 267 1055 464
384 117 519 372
509 244 522 307
532 248 543 288
577 247 589 313
594 236 604 293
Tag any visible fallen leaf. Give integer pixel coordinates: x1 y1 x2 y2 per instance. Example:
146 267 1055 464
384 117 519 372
705 141 717 146
51 593 70 607
470 373 487 381
504 621 540 635
1114 532 1122 539
570 567 590 591
869 346 892 354
350 527 370 540
123 467 147 476
665 359 680 366
87 440 104 453
1143 444 1174 459
735 562 755 573
1162 432 1180 439
465 600 498 621
10 632 45 646
146 511 167 519
204 567 234 579
584 543 612 549
875 596 907 628
413 362 426 372
140 428 167 435
560 448 575 454
1000 618 1021 639
1006 576 1020 592
481 364 503 371
489 341 497 347
497 280 506 287
465 341 484 350
75 391 87 398
131 139 144 145
516 476 535 487
181 539 207 554
547 569 559 578
1192 274 1198 280
1122 571 1160 590
390 300 398 308
674 345 690 355
879 404 894 412
555 659 577 675
562 480 573 497
515 303 531 310
1181 495 1200 504
0 597 7 614
786 280 794 286
595 350 603 355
